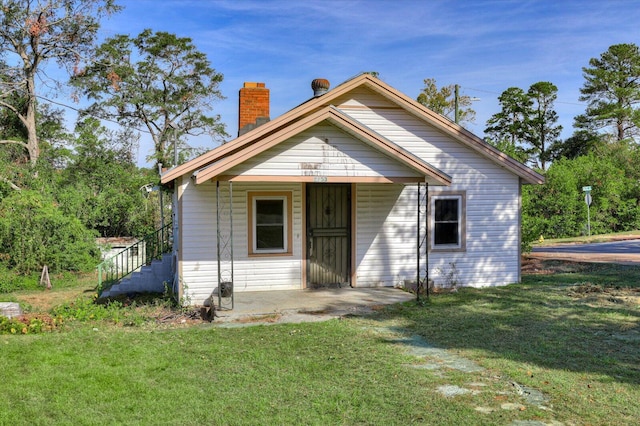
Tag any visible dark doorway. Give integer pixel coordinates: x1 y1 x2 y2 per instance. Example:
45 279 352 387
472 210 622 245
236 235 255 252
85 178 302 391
306 184 351 288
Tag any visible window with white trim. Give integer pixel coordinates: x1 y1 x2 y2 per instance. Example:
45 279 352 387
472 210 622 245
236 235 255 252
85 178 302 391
430 193 466 251
248 192 292 255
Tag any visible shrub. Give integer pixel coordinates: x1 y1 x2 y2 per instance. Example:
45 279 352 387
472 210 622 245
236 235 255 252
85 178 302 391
0 264 41 293
0 190 100 275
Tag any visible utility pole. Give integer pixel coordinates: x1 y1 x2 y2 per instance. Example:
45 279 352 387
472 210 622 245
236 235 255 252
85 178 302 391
454 84 459 124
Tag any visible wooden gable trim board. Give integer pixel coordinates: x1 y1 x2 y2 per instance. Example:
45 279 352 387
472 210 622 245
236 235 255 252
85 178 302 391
193 106 451 186
162 73 543 186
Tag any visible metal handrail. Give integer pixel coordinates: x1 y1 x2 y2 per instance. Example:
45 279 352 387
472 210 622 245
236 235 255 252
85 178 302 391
96 223 173 292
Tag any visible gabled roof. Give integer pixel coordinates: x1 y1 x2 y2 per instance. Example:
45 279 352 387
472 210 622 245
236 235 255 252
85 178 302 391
162 73 544 185
191 105 451 185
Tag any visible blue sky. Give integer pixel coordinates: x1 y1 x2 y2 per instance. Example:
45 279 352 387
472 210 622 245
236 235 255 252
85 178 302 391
76 0 640 165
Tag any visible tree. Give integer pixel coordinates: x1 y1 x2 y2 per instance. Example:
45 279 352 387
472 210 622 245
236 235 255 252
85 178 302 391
72 29 228 171
548 129 605 162
526 82 562 170
485 83 562 169
579 43 640 142
0 0 120 176
417 78 476 125
0 93 70 193
484 87 532 164
57 117 154 237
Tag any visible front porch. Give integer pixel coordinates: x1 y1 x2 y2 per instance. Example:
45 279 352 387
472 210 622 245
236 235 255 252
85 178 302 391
211 286 415 324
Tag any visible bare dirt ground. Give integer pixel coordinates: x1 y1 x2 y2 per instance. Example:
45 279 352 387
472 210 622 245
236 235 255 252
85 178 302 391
526 251 640 265
522 256 640 309
16 286 96 312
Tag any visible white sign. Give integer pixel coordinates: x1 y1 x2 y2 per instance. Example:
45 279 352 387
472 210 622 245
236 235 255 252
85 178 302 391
582 186 592 192
585 193 592 206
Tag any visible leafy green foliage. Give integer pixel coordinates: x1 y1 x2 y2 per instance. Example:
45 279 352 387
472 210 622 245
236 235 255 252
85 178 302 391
0 190 100 274
72 28 228 170
485 87 532 163
486 83 561 170
523 142 640 245
579 43 640 141
56 118 156 237
0 313 62 334
548 129 605 161
527 81 562 170
52 296 130 325
417 78 476 125
0 265 41 293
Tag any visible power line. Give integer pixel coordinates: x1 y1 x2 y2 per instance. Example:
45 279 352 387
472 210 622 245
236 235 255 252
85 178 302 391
34 94 152 135
461 86 587 107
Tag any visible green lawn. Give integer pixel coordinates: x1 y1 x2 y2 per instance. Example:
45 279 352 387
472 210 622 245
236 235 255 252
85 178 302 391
534 229 640 246
1 261 639 425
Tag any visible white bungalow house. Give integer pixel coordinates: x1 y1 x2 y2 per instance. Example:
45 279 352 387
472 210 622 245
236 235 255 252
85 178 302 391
161 74 544 306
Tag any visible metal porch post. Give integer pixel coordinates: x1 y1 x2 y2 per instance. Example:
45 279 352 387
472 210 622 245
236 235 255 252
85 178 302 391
217 181 234 310
417 181 429 302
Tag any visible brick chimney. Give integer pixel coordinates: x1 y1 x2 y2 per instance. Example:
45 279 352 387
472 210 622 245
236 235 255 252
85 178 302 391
238 82 270 136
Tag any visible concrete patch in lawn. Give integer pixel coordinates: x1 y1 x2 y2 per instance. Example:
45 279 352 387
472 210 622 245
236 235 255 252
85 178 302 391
437 384 474 397
392 334 485 373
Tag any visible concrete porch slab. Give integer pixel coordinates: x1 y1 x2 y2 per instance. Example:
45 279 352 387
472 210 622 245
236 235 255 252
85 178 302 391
212 287 415 324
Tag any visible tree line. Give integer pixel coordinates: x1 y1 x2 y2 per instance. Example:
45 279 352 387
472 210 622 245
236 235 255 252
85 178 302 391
0 0 226 287
418 43 640 248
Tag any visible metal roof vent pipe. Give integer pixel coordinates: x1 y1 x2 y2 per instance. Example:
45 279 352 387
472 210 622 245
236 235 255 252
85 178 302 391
311 78 330 97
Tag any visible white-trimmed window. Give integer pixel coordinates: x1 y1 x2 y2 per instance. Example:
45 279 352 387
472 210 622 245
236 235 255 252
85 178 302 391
248 192 292 256
430 192 466 251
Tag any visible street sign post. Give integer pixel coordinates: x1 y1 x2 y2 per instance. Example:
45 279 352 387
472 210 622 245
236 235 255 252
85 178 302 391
583 186 592 236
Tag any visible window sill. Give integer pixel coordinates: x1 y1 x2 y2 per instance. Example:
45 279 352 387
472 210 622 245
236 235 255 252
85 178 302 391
430 247 466 253
248 251 293 258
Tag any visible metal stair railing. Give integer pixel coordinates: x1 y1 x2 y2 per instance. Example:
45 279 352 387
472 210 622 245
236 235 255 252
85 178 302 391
96 223 173 291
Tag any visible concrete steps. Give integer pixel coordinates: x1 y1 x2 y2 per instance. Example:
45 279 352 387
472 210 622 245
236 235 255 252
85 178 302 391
99 253 173 299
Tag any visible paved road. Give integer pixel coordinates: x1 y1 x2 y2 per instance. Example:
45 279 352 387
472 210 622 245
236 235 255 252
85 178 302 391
532 239 640 254
529 239 640 264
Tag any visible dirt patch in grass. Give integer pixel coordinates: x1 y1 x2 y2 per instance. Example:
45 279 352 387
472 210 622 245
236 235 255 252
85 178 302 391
521 257 557 275
568 282 640 307
14 285 96 312
233 313 282 323
521 257 599 275
523 256 640 304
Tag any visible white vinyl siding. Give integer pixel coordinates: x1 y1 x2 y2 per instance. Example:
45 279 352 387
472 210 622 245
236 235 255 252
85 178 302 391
346 106 521 288
179 181 304 304
176 87 525 305
226 123 421 179
355 184 417 288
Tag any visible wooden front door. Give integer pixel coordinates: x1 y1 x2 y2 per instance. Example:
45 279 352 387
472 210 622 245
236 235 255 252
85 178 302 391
306 184 351 288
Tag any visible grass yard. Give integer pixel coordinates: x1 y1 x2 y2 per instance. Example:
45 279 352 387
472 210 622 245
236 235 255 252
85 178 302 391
1 260 639 425
534 229 640 246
